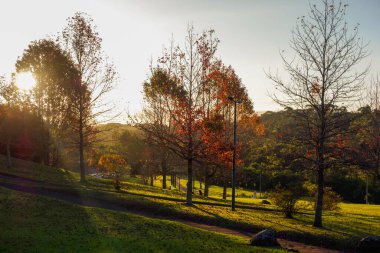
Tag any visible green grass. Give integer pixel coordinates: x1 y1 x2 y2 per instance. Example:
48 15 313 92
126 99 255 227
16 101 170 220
1 155 379 251
175 177 266 204
0 186 287 253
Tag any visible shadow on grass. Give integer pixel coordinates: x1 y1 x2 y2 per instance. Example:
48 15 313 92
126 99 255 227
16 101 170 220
0 186 101 253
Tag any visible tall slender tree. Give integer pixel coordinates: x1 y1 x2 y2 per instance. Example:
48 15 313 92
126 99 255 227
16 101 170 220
60 12 117 182
267 0 368 227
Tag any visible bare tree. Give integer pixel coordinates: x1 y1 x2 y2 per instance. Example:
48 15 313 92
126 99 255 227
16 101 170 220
267 0 368 227
60 12 117 183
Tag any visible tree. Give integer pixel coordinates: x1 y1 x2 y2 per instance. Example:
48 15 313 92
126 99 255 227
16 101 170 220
138 27 219 205
0 79 21 168
98 154 128 190
267 0 368 227
15 39 79 165
119 128 175 188
119 129 145 176
199 62 262 199
351 77 380 183
60 12 117 183
0 94 49 166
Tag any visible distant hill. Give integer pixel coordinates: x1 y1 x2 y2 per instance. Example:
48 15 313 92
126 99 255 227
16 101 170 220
95 123 140 148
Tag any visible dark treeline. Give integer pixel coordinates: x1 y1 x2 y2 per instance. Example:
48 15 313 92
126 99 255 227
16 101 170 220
248 109 380 204
112 105 380 205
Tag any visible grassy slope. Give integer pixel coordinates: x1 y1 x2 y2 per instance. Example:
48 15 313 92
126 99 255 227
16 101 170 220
0 187 285 253
1 156 379 250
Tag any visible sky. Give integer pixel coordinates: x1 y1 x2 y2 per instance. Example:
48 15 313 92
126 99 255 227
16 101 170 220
1 0 379 118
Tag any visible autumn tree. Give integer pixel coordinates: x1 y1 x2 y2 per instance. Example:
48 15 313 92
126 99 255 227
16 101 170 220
60 12 117 183
98 154 128 190
137 27 220 205
15 39 79 165
267 0 368 227
200 62 262 198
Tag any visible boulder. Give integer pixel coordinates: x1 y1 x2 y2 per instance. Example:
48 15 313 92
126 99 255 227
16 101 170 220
357 236 380 252
250 229 280 247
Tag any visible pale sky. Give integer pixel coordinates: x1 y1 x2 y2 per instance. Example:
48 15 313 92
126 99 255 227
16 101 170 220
1 0 379 117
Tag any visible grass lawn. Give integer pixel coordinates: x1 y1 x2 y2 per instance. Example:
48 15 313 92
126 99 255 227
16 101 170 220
0 186 287 253
1 156 379 251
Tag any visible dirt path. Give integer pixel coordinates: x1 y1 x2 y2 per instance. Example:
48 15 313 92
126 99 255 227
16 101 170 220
0 174 341 253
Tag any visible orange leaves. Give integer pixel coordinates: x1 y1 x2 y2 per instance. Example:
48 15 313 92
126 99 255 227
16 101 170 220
98 154 128 173
239 114 265 136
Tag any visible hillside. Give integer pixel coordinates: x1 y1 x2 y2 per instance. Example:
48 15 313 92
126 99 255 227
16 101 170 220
0 156 379 252
95 123 141 148
0 156 286 253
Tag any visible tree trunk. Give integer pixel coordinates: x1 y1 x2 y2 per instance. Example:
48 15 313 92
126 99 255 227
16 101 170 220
161 159 167 189
150 175 154 186
186 158 193 205
162 173 167 189
172 173 176 187
6 137 12 168
200 181 202 189
314 167 324 227
79 95 85 183
115 174 120 190
223 176 227 200
204 177 209 197
314 107 326 227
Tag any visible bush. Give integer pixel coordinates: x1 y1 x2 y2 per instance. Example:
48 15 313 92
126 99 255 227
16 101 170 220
304 182 342 211
320 187 342 211
271 183 303 218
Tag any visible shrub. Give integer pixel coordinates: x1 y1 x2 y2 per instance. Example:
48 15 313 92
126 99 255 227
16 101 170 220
304 182 342 211
271 183 303 218
320 187 342 211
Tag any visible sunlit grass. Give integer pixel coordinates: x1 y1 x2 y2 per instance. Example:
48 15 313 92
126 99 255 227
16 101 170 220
1 155 379 250
0 186 286 253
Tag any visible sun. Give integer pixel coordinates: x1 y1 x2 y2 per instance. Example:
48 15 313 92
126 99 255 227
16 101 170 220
16 72 36 90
